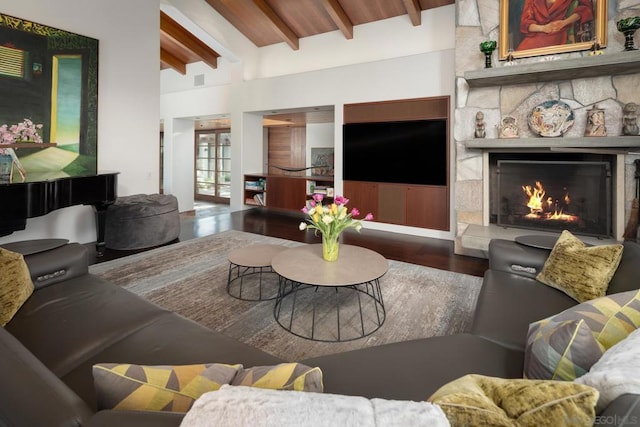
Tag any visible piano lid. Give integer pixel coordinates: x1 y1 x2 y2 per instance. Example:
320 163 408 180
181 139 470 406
0 171 118 237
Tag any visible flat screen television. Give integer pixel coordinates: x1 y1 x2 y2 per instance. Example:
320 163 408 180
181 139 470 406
343 119 448 186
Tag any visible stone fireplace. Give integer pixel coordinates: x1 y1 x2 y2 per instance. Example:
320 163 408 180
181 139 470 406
453 0 640 256
490 153 613 237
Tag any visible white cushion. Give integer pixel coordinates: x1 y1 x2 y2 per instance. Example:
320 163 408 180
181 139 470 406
575 327 640 412
180 384 450 427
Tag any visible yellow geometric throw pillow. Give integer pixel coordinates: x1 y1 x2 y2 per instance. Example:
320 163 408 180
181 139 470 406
536 230 623 303
524 290 640 381
0 247 34 326
427 374 599 427
231 363 323 393
92 363 241 412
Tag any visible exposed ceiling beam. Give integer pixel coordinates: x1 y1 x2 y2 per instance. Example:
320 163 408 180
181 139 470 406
252 0 300 50
160 47 187 75
160 11 220 71
319 0 353 40
403 0 422 26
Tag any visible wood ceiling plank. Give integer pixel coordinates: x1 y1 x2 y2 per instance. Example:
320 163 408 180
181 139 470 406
267 0 337 37
338 0 406 25
403 0 422 26
200 0 454 50
160 47 187 75
252 0 300 50
319 0 353 39
161 11 219 69
418 0 455 10
206 0 283 47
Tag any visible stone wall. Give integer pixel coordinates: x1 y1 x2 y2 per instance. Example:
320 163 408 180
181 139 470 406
454 0 640 254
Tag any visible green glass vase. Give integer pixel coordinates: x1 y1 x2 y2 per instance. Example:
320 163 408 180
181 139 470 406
322 234 340 262
479 41 497 68
617 17 640 51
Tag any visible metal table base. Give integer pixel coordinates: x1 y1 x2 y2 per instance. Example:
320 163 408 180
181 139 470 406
274 276 386 342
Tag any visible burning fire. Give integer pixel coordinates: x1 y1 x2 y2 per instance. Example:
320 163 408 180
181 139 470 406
522 181 578 222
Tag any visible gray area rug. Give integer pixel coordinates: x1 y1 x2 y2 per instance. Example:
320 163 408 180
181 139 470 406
89 230 483 361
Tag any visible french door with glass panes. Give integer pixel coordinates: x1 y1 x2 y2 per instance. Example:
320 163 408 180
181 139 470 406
195 130 231 203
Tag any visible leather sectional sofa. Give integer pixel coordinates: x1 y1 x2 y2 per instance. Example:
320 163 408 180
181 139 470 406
1 238 639 426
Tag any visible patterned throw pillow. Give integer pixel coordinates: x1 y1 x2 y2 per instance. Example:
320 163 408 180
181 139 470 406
575 327 640 412
427 374 599 427
0 248 34 326
524 290 640 381
536 230 623 303
93 363 242 412
231 363 323 393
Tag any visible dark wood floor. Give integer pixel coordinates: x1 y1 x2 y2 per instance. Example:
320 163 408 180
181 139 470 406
88 208 489 277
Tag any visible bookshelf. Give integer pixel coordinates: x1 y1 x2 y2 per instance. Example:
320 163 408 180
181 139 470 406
243 174 266 206
244 174 334 211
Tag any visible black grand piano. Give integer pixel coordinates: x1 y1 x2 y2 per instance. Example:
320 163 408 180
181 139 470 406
0 172 118 253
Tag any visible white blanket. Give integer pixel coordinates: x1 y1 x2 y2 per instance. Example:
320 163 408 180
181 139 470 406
180 385 450 427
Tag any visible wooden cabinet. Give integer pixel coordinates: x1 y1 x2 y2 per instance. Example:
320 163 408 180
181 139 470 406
406 185 449 230
244 174 334 212
343 181 378 219
344 180 449 231
267 175 306 211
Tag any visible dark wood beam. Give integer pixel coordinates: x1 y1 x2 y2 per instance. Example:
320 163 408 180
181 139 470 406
161 47 187 75
403 0 422 26
319 0 353 39
252 0 299 50
160 11 219 69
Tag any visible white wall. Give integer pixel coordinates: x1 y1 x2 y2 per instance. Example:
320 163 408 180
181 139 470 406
254 7 455 79
159 5 457 240
162 49 456 239
0 0 161 245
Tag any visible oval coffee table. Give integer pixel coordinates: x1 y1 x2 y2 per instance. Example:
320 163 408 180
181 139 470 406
271 244 388 342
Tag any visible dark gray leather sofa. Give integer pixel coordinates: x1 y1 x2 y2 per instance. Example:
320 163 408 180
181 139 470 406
1 239 639 426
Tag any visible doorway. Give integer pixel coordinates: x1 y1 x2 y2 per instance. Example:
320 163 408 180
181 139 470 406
195 129 231 204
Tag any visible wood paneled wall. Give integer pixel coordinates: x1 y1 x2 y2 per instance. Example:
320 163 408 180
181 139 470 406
267 127 306 175
344 96 449 124
343 96 451 231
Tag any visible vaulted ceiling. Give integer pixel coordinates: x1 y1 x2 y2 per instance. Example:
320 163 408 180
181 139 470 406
160 0 454 74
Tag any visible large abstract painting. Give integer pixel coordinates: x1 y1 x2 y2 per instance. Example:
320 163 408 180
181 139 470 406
0 13 98 182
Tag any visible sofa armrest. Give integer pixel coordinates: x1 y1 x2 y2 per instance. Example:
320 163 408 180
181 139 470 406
488 239 551 280
471 270 577 350
596 393 640 426
23 243 89 290
0 326 93 426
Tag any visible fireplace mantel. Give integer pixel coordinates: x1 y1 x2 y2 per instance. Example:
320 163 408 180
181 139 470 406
463 136 640 151
464 51 640 88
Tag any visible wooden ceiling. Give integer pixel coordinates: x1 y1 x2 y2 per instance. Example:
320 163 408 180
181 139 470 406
160 0 453 73
160 11 220 74
205 0 453 50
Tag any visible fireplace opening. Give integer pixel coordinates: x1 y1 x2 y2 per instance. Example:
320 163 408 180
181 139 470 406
490 153 613 237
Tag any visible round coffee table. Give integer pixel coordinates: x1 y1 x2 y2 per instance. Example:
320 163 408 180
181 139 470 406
271 244 388 342
227 244 287 301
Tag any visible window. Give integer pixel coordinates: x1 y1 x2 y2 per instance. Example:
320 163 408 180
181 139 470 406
0 45 25 78
195 130 231 203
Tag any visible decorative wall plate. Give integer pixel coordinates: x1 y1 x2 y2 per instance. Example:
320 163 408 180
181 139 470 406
528 100 575 137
